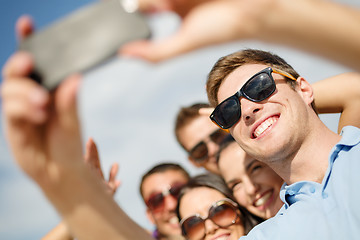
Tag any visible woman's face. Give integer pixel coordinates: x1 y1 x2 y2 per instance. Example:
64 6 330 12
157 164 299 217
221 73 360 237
218 142 284 219
179 187 244 240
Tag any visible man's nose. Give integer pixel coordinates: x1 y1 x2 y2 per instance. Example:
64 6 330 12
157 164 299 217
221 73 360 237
163 194 178 211
240 98 263 122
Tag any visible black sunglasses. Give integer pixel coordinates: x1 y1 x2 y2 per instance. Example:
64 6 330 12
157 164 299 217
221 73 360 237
180 198 239 240
210 67 296 130
188 129 228 163
146 183 185 212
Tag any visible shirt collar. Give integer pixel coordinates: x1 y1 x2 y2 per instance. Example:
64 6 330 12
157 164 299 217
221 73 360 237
280 126 360 208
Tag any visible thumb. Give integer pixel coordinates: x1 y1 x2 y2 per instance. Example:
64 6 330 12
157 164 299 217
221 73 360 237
50 74 83 160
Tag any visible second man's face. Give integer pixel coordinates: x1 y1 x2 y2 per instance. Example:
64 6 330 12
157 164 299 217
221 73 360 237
179 115 228 174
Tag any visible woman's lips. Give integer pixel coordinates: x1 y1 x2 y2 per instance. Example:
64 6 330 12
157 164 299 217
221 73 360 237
211 232 231 240
253 189 274 210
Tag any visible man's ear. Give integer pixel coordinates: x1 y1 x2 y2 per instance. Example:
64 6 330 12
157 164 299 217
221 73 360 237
297 77 314 106
188 156 202 168
146 208 156 225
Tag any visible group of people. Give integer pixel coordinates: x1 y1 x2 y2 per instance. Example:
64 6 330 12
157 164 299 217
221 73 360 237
3 0 360 239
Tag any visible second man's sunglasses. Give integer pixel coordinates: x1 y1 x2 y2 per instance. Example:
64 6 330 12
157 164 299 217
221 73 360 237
188 129 228 163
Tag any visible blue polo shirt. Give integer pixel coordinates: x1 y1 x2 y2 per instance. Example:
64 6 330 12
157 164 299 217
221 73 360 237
241 126 360 239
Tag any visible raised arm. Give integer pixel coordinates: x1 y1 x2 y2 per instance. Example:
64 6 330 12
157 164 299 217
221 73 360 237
313 72 360 133
2 16 153 240
42 137 121 240
122 0 360 71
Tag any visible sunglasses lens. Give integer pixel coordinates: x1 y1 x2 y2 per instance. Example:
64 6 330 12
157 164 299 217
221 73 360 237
211 96 240 129
210 129 228 144
211 71 276 129
146 193 164 211
189 142 208 162
182 216 205 240
181 200 238 240
210 202 238 227
169 184 185 199
243 73 275 101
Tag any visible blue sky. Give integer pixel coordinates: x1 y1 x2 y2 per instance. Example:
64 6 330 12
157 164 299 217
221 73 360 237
0 0 359 239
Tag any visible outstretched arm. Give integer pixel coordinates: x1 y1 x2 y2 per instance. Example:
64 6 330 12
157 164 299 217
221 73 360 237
313 72 360 133
122 0 360 71
2 16 153 240
42 137 121 240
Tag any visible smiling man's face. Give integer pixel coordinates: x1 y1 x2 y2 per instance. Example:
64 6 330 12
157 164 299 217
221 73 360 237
217 64 310 165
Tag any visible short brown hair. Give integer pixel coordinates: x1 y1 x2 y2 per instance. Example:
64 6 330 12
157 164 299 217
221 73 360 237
139 162 190 200
206 49 300 107
174 103 210 150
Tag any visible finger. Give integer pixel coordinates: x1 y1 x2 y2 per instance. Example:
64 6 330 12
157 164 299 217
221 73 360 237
2 52 34 79
119 39 179 63
119 40 154 59
108 163 119 182
84 137 98 164
119 28 198 62
108 180 121 196
84 137 92 164
2 53 49 124
16 15 34 41
198 107 214 116
2 77 49 124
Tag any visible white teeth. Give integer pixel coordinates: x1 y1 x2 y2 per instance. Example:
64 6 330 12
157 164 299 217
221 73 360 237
254 117 277 138
254 191 272 207
215 235 230 240
169 216 179 224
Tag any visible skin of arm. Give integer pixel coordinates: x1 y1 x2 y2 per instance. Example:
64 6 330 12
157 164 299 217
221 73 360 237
42 138 121 240
121 0 360 71
312 72 360 133
41 222 72 240
2 16 153 240
2 52 154 240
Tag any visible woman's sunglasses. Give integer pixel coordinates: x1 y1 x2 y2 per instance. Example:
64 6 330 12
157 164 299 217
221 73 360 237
188 129 228 163
210 67 297 130
145 183 185 212
180 198 239 240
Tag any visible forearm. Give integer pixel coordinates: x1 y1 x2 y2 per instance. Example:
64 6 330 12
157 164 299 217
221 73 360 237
313 72 360 132
42 222 73 240
41 165 153 240
256 0 360 71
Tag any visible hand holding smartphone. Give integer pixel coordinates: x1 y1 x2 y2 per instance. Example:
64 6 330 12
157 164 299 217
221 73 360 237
19 0 151 90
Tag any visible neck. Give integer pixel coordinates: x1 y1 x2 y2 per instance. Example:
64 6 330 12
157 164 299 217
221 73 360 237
272 118 341 185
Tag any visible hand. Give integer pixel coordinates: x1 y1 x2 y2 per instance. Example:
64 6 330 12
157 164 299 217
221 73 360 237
120 0 262 62
2 15 83 188
198 107 214 116
84 137 121 196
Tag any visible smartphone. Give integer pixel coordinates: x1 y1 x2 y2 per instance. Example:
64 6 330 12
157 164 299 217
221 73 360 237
19 0 151 90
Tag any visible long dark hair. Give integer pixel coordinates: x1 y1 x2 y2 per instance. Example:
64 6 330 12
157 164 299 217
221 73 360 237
175 173 264 235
